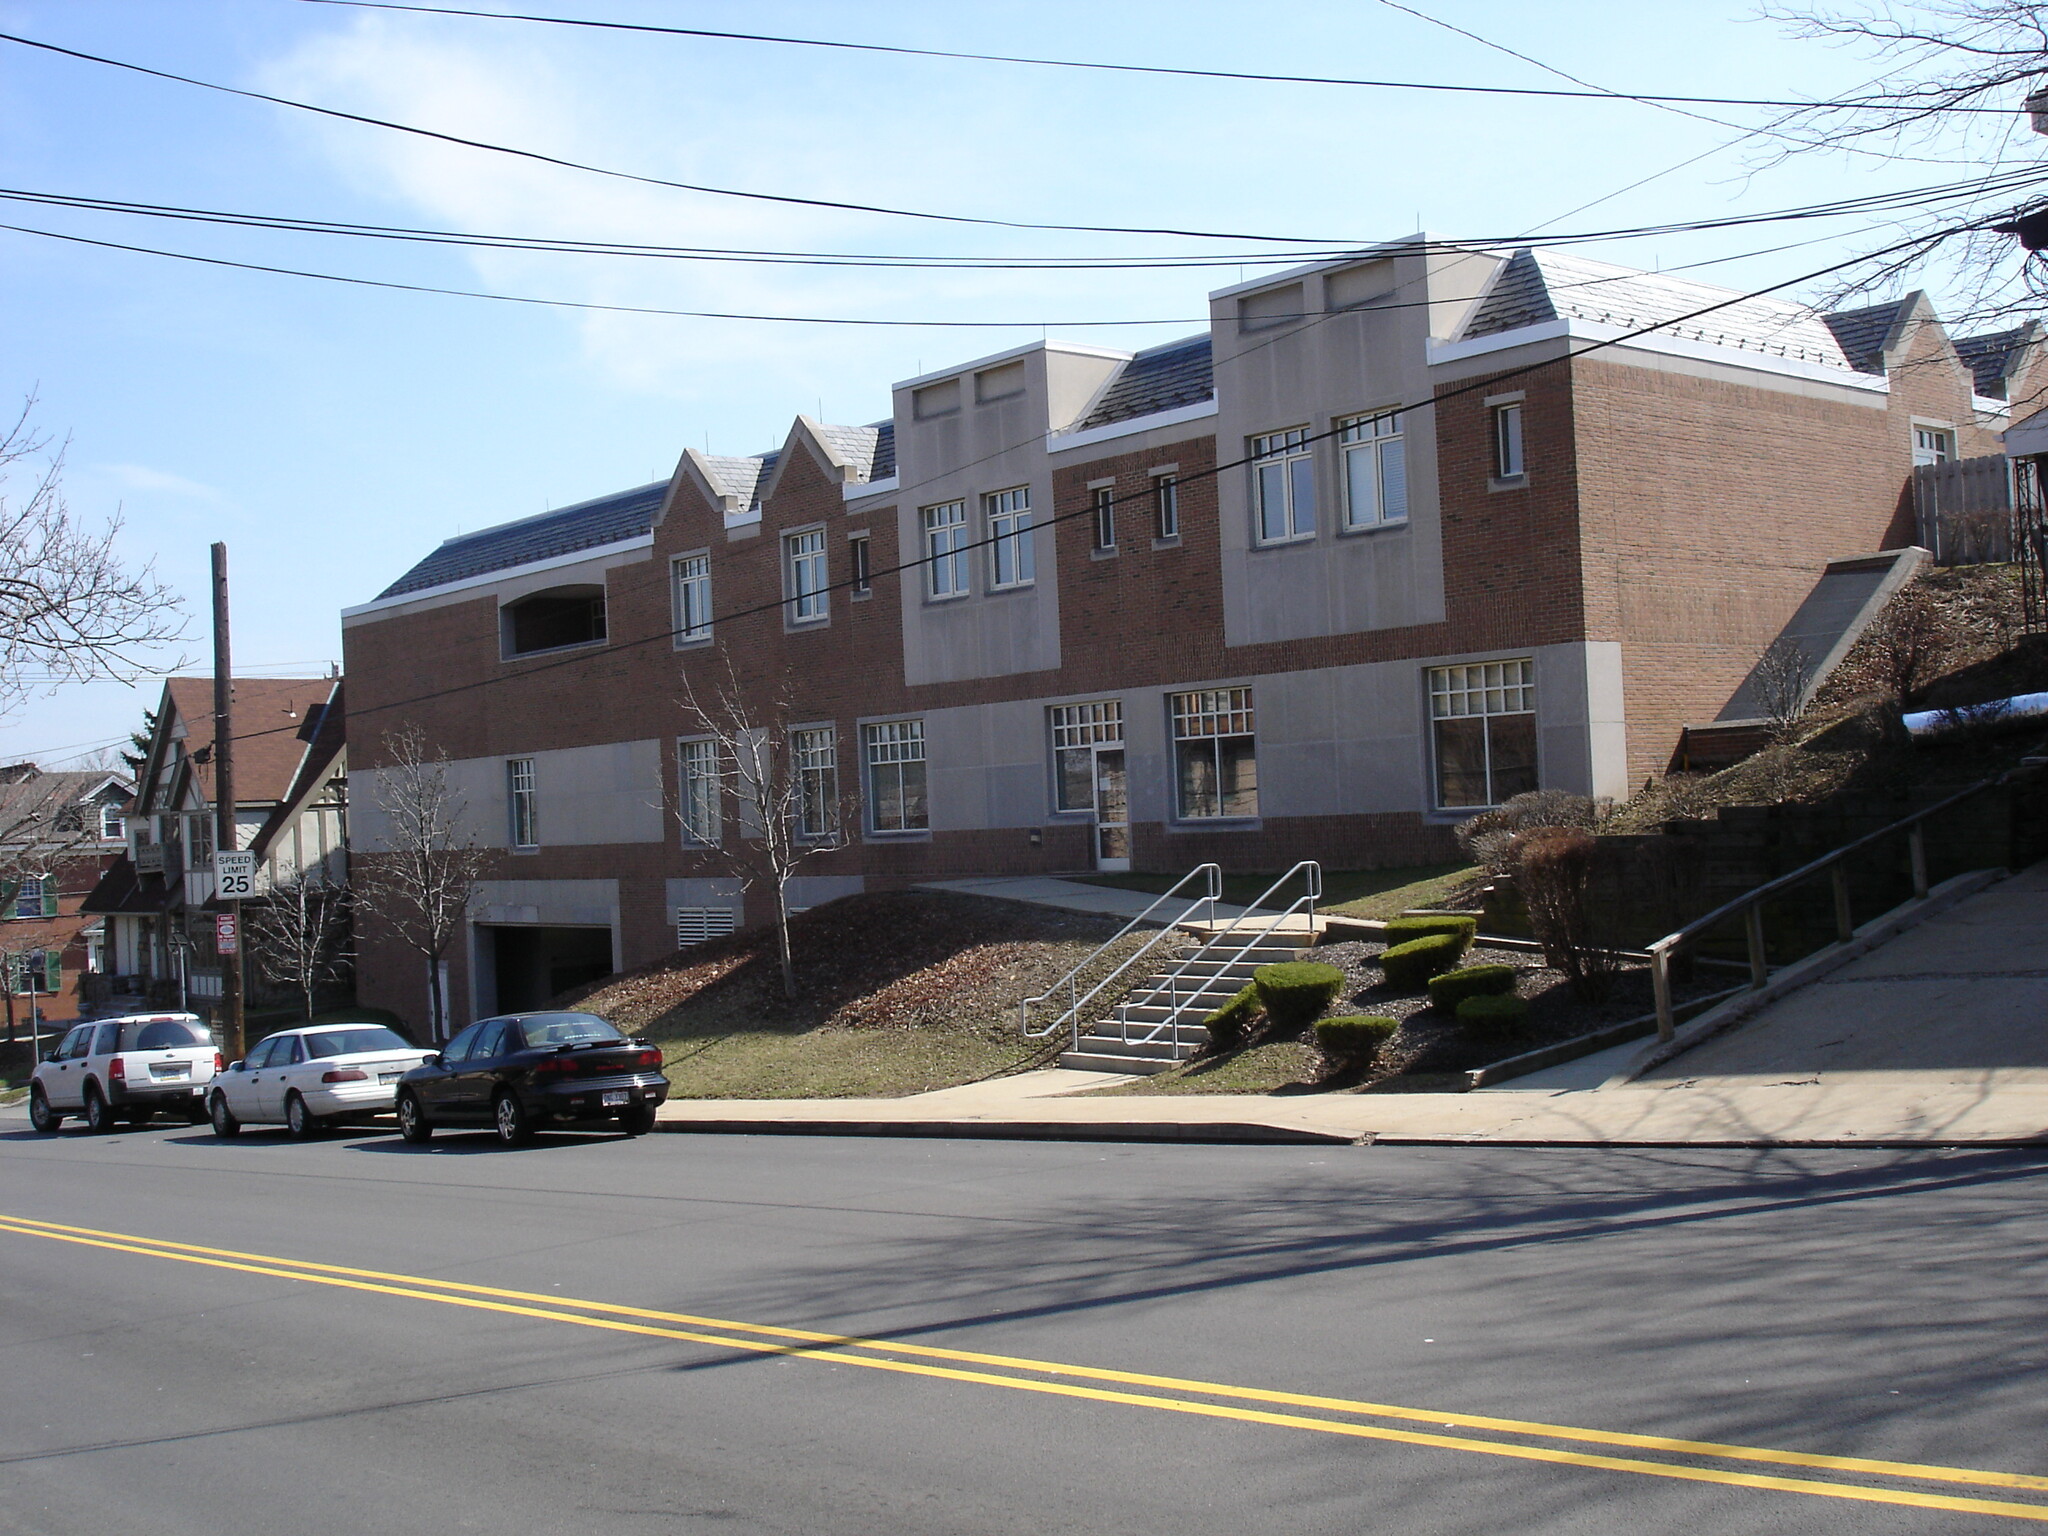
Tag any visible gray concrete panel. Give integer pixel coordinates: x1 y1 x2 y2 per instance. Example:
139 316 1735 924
473 878 619 928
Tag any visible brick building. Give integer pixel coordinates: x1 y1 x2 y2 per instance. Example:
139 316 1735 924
343 238 2029 1032
0 763 132 1033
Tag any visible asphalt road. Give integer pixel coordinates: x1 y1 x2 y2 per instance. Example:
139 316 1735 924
4 1109 2048 1536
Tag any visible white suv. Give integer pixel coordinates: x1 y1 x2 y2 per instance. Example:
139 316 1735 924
28 1013 221 1134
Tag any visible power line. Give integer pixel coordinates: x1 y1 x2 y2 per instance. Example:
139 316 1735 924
300 0 2018 115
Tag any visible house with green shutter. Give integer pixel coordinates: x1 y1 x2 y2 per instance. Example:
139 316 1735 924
0 763 132 1032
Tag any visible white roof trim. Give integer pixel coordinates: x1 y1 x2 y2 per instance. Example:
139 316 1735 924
1974 394 2012 419
1206 232 1440 302
1047 397 1221 455
846 475 899 501
1428 317 1889 392
342 533 655 619
892 338 1133 393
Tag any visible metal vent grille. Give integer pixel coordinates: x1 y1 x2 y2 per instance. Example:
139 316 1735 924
675 906 739 949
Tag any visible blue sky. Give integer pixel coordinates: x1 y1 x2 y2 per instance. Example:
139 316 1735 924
0 0 2018 769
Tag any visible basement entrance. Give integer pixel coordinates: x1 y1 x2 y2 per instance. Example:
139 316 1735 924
481 924 615 1014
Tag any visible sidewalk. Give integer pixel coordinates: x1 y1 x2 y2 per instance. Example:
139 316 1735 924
917 874 1268 925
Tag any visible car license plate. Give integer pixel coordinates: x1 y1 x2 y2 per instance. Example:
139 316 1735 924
150 1063 189 1079
378 1071 403 1083
601 1090 630 1107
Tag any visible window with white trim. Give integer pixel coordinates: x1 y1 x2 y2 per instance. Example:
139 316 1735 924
678 738 722 846
792 726 838 841
848 533 871 597
98 803 124 841
506 758 538 849
1152 474 1179 540
1051 701 1123 813
785 527 828 622
1429 660 1538 810
672 553 712 643
1251 428 1315 542
863 720 928 832
987 486 1035 588
1170 688 1258 819
1340 411 1407 528
10 873 55 920
9 950 60 994
1092 486 1117 551
922 501 970 598
1493 403 1525 479
1912 425 1956 466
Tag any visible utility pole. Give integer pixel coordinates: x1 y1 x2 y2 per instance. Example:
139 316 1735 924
211 542 245 1063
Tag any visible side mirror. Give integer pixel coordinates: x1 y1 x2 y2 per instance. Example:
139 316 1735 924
229 1060 246 1072
423 1053 442 1068
42 1050 60 1064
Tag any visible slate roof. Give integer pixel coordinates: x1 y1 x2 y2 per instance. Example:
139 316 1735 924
1820 300 1913 375
1954 325 2034 399
1074 335 1214 431
0 769 130 846
813 423 882 481
375 481 668 600
1462 249 1851 368
870 421 896 480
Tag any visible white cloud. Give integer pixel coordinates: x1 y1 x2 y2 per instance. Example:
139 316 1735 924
96 464 227 502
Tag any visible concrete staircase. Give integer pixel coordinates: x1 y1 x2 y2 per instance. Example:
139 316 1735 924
1059 924 1314 1074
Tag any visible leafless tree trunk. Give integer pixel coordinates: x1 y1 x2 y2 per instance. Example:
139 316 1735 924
245 871 352 1021
353 726 495 1043
1751 637 1816 740
676 657 857 1001
0 399 187 718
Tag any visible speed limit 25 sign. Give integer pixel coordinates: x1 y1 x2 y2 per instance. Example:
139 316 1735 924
213 850 257 899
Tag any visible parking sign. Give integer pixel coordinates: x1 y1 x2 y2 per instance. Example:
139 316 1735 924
214 849 257 899
215 912 239 955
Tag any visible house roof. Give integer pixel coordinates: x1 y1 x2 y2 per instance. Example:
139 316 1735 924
376 480 669 600
812 423 884 481
250 682 348 860
1462 249 1852 368
1820 299 1915 374
0 768 131 846
1954 325 2036 399
1074 335 1214 431
159 677 339 809
80 855 173 916
869 420 896 480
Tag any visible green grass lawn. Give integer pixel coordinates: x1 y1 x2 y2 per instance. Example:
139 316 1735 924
1088 1037 1325 1095
1076 862 1476 922
654 1027 1048 1099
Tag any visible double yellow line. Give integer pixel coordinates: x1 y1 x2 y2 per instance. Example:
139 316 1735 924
5 1210 2045 1521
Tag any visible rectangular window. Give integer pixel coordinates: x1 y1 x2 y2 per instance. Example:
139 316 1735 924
785 527 828 622
1494 403 1525 479
792 726 838 841
848 533 872 597
1340 411 1407 529
1152 474 1179 541
1092 486 1117 551
672 553 712 643
863 720 928 833
678 738 722 847
1913 425 1956 466
1429 660 1538 810
11 951 58 994
922 501 970 598
10 874 53 920
1251 428 1315 543
1170 688 1258 820
986 486 1035 589
99 804 124 841
1050 701 1123 812
506 758 538 849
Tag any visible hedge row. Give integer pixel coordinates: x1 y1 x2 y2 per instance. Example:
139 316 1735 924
1314 1015 1399 1063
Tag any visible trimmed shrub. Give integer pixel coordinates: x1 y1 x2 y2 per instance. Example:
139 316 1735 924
1427 964 1518 1010
1378 933 1466 989
1314 1015 1399 1064
1456 993 1530 1028
1252 961 1346 1031
1201 985 1261 1051
1381 914 1479 952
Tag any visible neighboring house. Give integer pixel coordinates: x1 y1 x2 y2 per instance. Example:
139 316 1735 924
342 237 2023 1030
0 762 133 1031
83 676 347 1017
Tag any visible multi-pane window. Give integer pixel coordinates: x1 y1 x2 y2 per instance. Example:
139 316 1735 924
1493 403 1526 479
863 720 928 833
98 803 124 841
1912 425 1956 466
10 951 59 994
785 528 828 622
1171 688 1258 820
1092 486 1117 551
1340 412 1407 529
848 533 872 597
672 553 712 643
1429 660 1538 810
792 726 838 841
922 501 970 598
678 738 722 846
10 874 54 920
1152 474 1180 540
987 486 1035 588
1251 428 1315 543
506 758 538 849
1050 701 1123 812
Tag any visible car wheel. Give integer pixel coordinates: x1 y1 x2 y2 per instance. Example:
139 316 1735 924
396 1091 433 1144
208 1092 241 1139
616 1103 657 1138
492 1091 534 1147
82 1084 115 1135
27 1083 61 1134
285 1092 324 1140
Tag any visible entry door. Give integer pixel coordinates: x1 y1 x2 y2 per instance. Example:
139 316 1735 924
1093 748 1130 872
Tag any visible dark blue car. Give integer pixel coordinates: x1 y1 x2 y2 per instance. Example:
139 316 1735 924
394 1011 670 1146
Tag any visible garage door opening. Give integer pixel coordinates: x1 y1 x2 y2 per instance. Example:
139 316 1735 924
482 925 614 1014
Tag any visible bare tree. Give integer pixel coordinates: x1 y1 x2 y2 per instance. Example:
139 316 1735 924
675 658 856 1000
245 871 352 1022
353 726 494 1043
0 399 187 718
0 778 92 1044
1751 637 1817 740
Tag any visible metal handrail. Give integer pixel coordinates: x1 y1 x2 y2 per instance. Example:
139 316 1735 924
1018 863 1222 1045
1111 862 1323 1052
1644 774 2004 1041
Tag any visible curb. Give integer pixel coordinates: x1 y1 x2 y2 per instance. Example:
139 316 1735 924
654 1117 1357 1145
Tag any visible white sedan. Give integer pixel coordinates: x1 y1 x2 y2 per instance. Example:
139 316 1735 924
208 1023 433 1139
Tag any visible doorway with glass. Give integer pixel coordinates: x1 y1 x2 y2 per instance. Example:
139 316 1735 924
1052 701 1129 872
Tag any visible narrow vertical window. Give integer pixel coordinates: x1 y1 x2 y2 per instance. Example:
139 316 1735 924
1493 403 1525 479
506 758 538 849
1250 428 1315 543
1339 412 1407 529
1152 474 1180 541
785 528 828 622
848 533 872 597
922 501 969 598
1170 689 1258 819
678 738 722 846
863 720 928 832
1092 486 1117 551
672 553 712 643
1429 660 1538 809
792 727 838 840
987 486 1035 588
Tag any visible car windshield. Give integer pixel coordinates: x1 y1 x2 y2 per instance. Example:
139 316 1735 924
306 1027 414 1058
520 1015 624 1048
120 1019 210 1051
